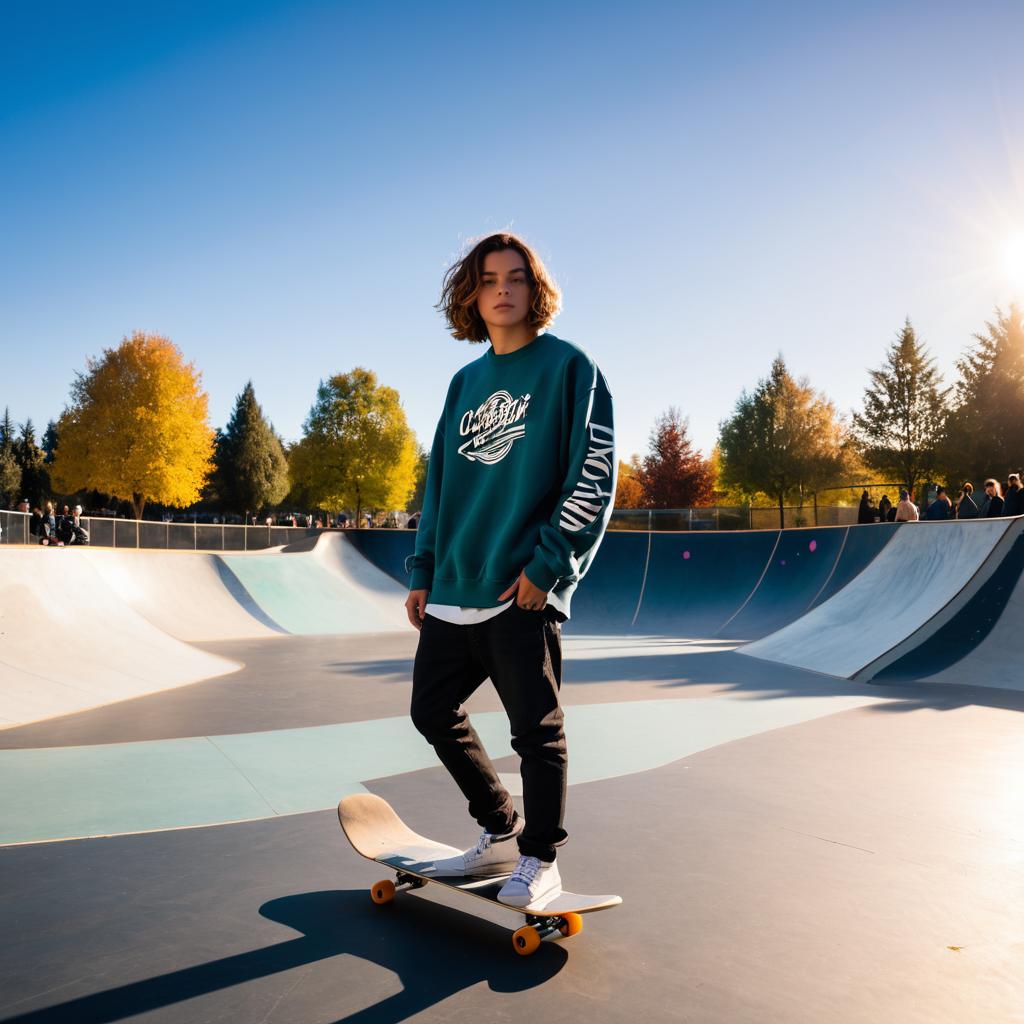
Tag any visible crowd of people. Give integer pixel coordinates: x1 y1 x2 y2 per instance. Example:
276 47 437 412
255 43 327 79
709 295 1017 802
857 474 1022 524
17 499 90 546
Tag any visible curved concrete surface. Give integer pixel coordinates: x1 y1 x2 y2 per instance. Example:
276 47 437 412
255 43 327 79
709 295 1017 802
877 521 1024 689
82 548 287 641
0 534 407 729
0 550 240 727
741 518 1016 679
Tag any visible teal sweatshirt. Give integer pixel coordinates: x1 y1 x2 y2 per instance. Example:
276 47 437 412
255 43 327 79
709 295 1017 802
408 332 616 619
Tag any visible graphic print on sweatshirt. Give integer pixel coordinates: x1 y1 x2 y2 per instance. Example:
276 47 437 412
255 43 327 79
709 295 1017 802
457 390 532 464
560 421 615 532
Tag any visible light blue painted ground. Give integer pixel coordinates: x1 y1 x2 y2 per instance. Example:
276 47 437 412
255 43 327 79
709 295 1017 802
0 694 887 846
219 554 391 635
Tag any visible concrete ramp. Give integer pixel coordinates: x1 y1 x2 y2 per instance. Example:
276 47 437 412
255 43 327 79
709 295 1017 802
874 518 1024 689
220 533 407 635
82 549 286 641
0 550 241 727
0 533 411 729
740 518 1016 679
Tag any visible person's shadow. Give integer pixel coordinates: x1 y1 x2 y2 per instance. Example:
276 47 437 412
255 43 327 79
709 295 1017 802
1 890 567 1023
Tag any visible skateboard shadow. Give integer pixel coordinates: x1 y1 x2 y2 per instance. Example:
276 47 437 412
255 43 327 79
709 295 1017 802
0 890 567 1024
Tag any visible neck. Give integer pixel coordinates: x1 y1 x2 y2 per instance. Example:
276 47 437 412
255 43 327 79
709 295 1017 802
488 323 539 355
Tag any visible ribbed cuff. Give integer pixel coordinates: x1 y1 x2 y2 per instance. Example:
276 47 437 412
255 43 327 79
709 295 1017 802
409 568 433 592
522 554 559 592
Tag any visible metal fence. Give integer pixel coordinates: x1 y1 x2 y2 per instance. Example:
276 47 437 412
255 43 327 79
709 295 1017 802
610 505 858 531
0 504 862 548
0 510 317 550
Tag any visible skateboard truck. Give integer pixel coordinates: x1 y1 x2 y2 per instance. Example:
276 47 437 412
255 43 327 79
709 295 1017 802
371 868 585 955
340 793 618 957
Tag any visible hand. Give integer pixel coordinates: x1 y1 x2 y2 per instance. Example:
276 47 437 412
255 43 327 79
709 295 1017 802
406 589 428 630
498 570 548 610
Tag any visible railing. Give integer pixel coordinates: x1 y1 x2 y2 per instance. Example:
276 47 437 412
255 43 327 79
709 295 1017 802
609 505 858 531
0 504 863 549
0 510 318 550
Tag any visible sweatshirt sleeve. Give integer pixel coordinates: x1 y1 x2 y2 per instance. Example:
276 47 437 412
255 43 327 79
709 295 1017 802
407 412 445 592
523 364 616 592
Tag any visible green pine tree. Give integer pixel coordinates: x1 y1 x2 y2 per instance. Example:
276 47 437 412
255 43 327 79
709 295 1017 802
942 304 1024 483
852 319 948 496
15 419 50 506
212 382 289 516
42 420 59 465
0 408 15 451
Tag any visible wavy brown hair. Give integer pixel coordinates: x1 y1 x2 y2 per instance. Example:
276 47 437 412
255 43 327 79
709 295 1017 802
437 233 561 343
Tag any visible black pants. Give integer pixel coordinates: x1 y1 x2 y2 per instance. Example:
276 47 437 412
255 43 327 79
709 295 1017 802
410 603 567 862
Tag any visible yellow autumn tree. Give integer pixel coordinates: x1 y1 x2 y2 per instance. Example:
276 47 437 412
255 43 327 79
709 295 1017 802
52 332 215 519
288 367 417 524
614 457 645 508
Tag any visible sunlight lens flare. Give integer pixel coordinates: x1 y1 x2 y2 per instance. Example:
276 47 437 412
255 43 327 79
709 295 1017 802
1001 233 1024 291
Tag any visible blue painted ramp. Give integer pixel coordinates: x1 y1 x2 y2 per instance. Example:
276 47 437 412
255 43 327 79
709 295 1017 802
807 521 901 609
632 531 779 637
718 527 848 640
344 529 415 587
345 523 948 650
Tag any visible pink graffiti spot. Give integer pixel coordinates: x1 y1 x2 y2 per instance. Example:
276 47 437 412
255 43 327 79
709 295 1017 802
682 550 691 560
780 559 787 566
809 540 817 552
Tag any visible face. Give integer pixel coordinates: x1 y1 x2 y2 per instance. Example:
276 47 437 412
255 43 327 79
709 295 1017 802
476 249 532 333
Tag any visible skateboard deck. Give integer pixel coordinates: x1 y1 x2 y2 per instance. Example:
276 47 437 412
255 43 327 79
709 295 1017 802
337 793 621 955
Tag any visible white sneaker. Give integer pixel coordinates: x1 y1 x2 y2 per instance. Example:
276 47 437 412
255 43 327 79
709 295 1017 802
498 855 562 908
429 818 524 877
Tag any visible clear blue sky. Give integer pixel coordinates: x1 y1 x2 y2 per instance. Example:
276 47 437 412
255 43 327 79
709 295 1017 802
3 0 1023 464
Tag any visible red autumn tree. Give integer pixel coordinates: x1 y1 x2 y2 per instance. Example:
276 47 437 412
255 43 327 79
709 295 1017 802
638 407 714 508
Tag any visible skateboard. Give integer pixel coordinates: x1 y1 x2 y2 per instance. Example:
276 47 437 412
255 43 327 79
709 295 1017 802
337 793 621 956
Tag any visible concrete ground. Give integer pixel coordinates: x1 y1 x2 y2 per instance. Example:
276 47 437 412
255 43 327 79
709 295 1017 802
1 631 1022 1023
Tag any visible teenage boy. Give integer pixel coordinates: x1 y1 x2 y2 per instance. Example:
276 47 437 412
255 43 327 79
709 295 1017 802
405 233 615 908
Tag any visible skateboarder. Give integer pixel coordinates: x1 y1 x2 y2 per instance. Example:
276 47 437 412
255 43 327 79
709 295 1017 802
405 232 616 908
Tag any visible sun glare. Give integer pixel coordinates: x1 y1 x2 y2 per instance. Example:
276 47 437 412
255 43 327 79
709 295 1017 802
1001 232 1024 291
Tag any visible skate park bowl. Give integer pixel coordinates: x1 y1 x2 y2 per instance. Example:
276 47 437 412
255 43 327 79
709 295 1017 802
1 519 1022 1022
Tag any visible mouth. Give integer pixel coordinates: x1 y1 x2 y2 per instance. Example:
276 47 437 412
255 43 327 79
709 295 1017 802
494 303 514 310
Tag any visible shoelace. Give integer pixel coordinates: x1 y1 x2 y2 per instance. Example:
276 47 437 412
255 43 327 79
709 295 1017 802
510 856 541 885
471 833 493 858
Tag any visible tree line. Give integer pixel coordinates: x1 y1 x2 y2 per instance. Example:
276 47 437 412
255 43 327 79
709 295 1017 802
0 331 423 524
614 304 1023 526
2 306 1021 524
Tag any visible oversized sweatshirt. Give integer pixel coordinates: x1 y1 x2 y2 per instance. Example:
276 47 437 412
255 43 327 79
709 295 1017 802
408 332 616 619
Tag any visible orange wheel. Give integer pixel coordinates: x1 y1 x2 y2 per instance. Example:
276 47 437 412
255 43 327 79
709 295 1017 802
370 879 396 905
512 925 541 956
558 912 583 937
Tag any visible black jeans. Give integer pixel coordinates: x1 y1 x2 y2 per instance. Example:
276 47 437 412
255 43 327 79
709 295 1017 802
410 603 567 862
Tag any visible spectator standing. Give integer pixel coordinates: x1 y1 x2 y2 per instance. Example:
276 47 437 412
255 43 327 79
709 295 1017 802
43 501 60 543
924 488 953 521
1004 473 1022 517
29 506 44 542
71 505 90 545
857 490 878 524
895 489 919 522
982 479 1005 517
56 504 74 544
955 483 979 519
878 494 894 522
